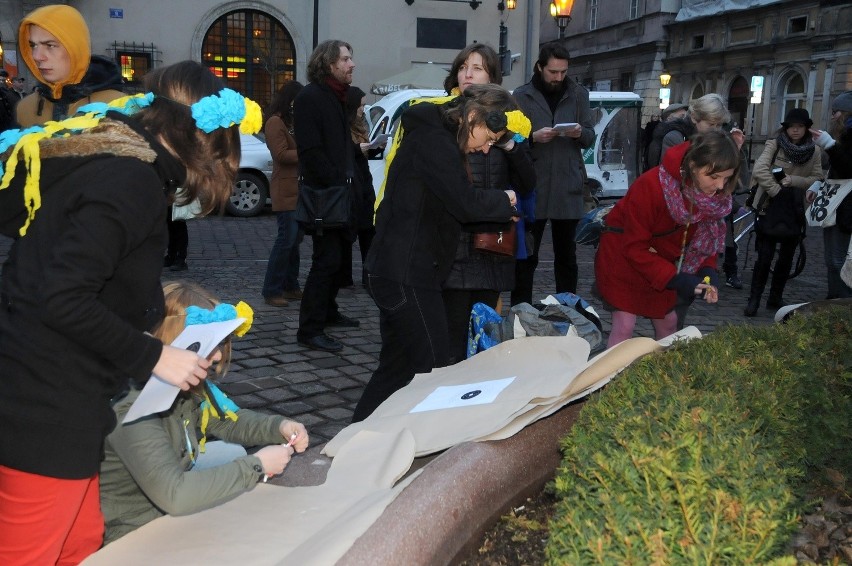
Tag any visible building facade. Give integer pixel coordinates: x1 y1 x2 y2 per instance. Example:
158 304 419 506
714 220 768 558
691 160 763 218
1 0 537 109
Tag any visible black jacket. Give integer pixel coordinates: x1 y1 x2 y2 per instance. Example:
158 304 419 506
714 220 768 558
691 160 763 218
293 81 352 188
366 103 514 290
825 126 852 232
0 115 183 478
443 140 536 291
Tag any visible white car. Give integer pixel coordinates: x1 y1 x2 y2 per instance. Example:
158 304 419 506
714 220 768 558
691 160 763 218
364 89 643 200
228 133 273 217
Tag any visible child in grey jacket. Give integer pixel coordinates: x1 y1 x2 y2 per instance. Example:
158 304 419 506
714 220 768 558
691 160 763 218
99 281 309 544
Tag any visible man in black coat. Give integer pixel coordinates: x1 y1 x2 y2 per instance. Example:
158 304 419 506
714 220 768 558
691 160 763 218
293 40 359 352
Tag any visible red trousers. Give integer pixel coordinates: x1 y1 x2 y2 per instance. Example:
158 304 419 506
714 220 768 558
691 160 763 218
0 465 104 565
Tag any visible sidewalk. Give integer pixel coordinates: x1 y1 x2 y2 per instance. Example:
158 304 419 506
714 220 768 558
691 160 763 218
0 212 829 446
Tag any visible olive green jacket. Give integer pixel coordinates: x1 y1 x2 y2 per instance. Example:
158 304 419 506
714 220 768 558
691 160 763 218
100 387 286 544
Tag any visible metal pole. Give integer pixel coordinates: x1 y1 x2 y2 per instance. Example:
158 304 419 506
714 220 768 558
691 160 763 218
747 101 755 165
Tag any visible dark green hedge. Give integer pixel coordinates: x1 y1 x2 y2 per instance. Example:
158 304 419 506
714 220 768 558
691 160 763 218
545 306 851 565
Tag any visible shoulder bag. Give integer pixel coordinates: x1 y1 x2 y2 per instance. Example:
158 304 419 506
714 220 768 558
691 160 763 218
805 179 852 228
295 141 354 236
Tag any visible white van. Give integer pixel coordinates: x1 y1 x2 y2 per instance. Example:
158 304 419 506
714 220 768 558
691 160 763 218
365 89 642 200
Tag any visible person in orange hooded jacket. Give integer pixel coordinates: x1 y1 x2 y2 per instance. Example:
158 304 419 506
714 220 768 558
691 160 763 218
15 4 124 127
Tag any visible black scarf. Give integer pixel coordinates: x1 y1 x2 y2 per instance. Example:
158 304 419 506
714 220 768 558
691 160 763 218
776 132 816 165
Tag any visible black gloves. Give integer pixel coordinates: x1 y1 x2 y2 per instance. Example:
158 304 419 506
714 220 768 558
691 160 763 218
666 273 702 300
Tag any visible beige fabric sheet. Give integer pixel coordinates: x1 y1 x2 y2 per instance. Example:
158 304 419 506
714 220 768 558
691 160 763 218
82 429 418 566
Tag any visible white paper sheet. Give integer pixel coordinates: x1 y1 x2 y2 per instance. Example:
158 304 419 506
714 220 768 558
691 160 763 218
409 377 515 414
122 319 245 424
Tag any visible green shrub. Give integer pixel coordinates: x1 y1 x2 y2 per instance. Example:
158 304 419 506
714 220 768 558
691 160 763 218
544 306 850 565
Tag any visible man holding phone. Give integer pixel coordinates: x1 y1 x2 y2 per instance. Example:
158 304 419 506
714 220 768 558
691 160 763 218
511 42 595 305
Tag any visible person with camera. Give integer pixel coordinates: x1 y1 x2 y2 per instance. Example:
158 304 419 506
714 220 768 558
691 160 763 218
744 108 823 316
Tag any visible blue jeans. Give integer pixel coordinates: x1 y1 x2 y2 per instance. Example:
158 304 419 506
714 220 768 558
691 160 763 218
823 225 852 299
262 211 301 297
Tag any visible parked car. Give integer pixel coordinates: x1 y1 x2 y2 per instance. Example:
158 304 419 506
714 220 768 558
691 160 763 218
227 133 273 217
364 89 642 200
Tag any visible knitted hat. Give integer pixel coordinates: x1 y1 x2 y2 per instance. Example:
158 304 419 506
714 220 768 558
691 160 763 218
832 91 852 113
781 107 813 128
661 103 688 121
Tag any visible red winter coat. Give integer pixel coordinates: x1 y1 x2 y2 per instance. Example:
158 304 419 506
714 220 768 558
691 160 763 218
594 142 717 319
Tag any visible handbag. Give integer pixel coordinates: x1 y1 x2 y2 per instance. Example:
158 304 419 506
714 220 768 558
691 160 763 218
295 139 354 236
473 223 516 256
805 179 852 228
294 181 353 235
756 186 805 239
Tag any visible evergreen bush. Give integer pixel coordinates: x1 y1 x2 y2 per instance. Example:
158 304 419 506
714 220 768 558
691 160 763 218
544 306 850 565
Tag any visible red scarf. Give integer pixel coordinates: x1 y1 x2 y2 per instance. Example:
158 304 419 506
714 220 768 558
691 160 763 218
659 165 731 274
325 77 349 103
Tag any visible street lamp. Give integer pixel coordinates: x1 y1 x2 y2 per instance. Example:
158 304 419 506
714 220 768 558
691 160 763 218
550 0 574 40
659 71 672 110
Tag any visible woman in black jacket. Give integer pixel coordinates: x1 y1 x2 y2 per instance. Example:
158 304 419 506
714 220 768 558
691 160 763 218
0 61 247 564
810 90 852 299
440 44 536 364
352 84 519 422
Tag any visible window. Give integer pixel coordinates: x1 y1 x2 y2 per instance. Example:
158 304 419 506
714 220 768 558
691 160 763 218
619 72 633 91
787 16 807 34
691 35 705 50
781 73 806 117
202 10 296 110
690 83 705 102
628 0 640 20
417 18 466 49
589 0 598 31
107 42 160 92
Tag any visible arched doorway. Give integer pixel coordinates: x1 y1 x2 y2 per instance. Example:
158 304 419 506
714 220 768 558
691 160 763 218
690 83 704 103
201 9 295 110
727 76 749 129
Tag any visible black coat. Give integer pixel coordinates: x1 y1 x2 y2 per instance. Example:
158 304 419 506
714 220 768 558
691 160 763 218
0 117 182 478
443 140 536 291
366 103 514 290
825 126 852 232
293 81 351 188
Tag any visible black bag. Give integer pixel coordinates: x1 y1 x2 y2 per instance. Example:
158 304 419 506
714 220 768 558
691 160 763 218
295 137 354 236
756 186 805 239
294 181 353 235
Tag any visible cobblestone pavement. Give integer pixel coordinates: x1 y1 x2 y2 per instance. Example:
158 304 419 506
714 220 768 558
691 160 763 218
0 210 829 445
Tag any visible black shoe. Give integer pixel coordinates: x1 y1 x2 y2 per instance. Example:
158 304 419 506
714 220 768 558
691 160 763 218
725 275 743 290
744 297 760 317
298 334 343 352
326 314 360 328
766 297 787 310
169 259 188 271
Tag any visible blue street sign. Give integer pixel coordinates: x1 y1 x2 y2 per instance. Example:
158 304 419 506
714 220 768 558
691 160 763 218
109 8 124 19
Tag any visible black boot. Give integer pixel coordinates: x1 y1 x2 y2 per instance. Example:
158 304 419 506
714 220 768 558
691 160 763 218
766 296 787 310
744 295 760 317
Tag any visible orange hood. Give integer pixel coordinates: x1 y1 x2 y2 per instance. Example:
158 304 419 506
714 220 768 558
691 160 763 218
18 5 91 99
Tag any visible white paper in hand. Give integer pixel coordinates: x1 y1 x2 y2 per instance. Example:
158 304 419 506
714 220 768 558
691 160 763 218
122 319 245 424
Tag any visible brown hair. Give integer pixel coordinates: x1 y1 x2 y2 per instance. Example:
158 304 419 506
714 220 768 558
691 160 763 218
307 40 353 84
442 83 518 151
681 130 742 196
138 61 240 215
444 43 501 93
346 86 369 144
267 80 304 128
154 281 232 377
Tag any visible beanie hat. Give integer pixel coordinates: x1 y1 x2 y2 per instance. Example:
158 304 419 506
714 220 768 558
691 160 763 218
781 107 813 129
18 5 91 99
832 91 852 113
661 103 688 121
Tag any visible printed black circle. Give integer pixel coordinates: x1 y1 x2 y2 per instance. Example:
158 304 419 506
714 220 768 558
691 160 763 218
186 342 202 353
461 390 482 400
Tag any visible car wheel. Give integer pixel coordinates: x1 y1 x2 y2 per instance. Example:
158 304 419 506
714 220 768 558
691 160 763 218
227 172 268 217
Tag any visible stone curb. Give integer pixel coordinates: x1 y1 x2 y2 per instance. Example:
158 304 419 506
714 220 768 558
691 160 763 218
338 402 585 565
